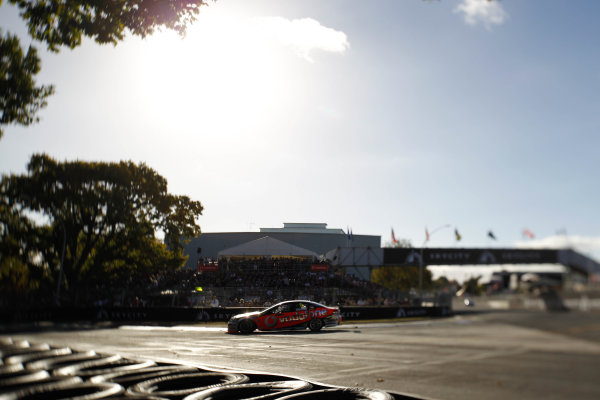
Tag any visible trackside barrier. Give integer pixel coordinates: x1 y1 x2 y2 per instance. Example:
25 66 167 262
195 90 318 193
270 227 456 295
0 338 423 399
1 306 452 324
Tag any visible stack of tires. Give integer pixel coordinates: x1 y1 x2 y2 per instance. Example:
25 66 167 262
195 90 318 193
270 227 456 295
0 337 413 399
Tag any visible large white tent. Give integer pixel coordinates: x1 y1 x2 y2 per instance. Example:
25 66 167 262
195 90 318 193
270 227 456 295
217 236 318 258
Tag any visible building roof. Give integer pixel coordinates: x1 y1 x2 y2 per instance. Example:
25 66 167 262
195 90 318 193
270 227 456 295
217 236 319 258
260 222 345 235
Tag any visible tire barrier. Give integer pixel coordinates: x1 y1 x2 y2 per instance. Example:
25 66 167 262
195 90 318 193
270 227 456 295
53 354 123 377
183 380 312 400
277 388 395 400
0 363 27 376
126 372 249 399
0 338 422 400
89 365 202 387
5 348 73 365
8 381 124 399
68 359 157 378
25 350 102 372
0 343 51 359
1 375 83 396
0 369 49 389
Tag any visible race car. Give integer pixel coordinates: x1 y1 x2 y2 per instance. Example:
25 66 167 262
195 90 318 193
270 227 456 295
227 300 342 334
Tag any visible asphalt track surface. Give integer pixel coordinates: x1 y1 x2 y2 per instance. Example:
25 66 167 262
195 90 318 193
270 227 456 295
3 310 600 399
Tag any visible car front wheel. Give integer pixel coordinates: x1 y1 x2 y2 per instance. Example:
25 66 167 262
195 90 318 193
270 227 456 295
238 319 255 334
308 318 323 332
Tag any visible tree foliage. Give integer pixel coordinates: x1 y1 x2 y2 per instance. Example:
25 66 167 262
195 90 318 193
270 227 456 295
0 193 48 297
371 265 432 292
0 30 54 138
385 238 412 248
0 154 203 305
9 0 211 51
376 238 429 292
0 0 211 136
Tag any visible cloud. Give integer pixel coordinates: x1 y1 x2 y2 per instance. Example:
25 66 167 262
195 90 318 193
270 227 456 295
253 17 350 62
515 235 600 261
455 0 508 30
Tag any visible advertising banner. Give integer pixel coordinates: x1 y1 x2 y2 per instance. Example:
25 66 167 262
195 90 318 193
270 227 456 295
198 264 218 272
383 248 559 266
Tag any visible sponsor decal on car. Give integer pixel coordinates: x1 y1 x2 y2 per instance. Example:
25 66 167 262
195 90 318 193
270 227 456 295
264 315 278 328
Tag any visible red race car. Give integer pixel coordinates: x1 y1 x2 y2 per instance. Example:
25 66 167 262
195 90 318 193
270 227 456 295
227 300 342 334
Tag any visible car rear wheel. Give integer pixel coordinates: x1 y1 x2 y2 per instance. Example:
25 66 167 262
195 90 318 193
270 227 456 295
308 318 323 332
239 319 255 334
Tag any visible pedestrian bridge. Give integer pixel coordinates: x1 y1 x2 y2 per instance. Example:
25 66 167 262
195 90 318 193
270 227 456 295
326 247 600 277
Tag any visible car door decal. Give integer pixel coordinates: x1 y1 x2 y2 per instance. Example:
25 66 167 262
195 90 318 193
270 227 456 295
264 315 278 328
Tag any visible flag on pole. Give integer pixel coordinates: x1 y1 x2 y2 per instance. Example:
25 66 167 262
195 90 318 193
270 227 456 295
522 229 535 239
392 228 397 243
487 230 497 240
455 229 461 241
425 227 430 242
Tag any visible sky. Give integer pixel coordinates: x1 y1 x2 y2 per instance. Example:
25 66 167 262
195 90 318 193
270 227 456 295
1 0 600 270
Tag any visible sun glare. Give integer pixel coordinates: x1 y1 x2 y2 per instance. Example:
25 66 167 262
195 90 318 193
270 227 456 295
138 11 282 144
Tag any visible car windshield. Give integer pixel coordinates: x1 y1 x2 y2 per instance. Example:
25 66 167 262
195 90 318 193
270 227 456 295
262 303 290 315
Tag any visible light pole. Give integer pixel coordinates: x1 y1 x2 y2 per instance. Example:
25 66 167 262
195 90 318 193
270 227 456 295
419 224 450 305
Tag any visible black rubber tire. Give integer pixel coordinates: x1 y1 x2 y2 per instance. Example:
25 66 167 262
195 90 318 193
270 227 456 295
0 376 83 396
10 381 124 400
0 369 49 388
126 372 249 398
183 380 312 400
89 365 201 386
56 357 155 378
0 363 25 375
308 318 323 332
5 348 73 365
241 373 298 383
0 343 50 359
276 388 395 400
238 319 255 334
53 354 122 376
25 350 99 372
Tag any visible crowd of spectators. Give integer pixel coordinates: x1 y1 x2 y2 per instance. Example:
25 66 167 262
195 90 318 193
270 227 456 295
120 257 406 308
30 257 417 308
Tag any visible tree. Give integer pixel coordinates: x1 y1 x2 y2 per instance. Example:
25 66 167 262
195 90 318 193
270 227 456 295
0 154 203 305
384 238 412 248
371 265 432 293
0 30 54 138
0 193 49 299
457 276 484 296
0 0 212 137
376 236 430 293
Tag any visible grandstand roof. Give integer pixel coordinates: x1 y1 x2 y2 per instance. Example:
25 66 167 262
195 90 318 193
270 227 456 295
217 236 319 258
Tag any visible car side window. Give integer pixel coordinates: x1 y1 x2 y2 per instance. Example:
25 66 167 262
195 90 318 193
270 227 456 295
277 304 291 314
